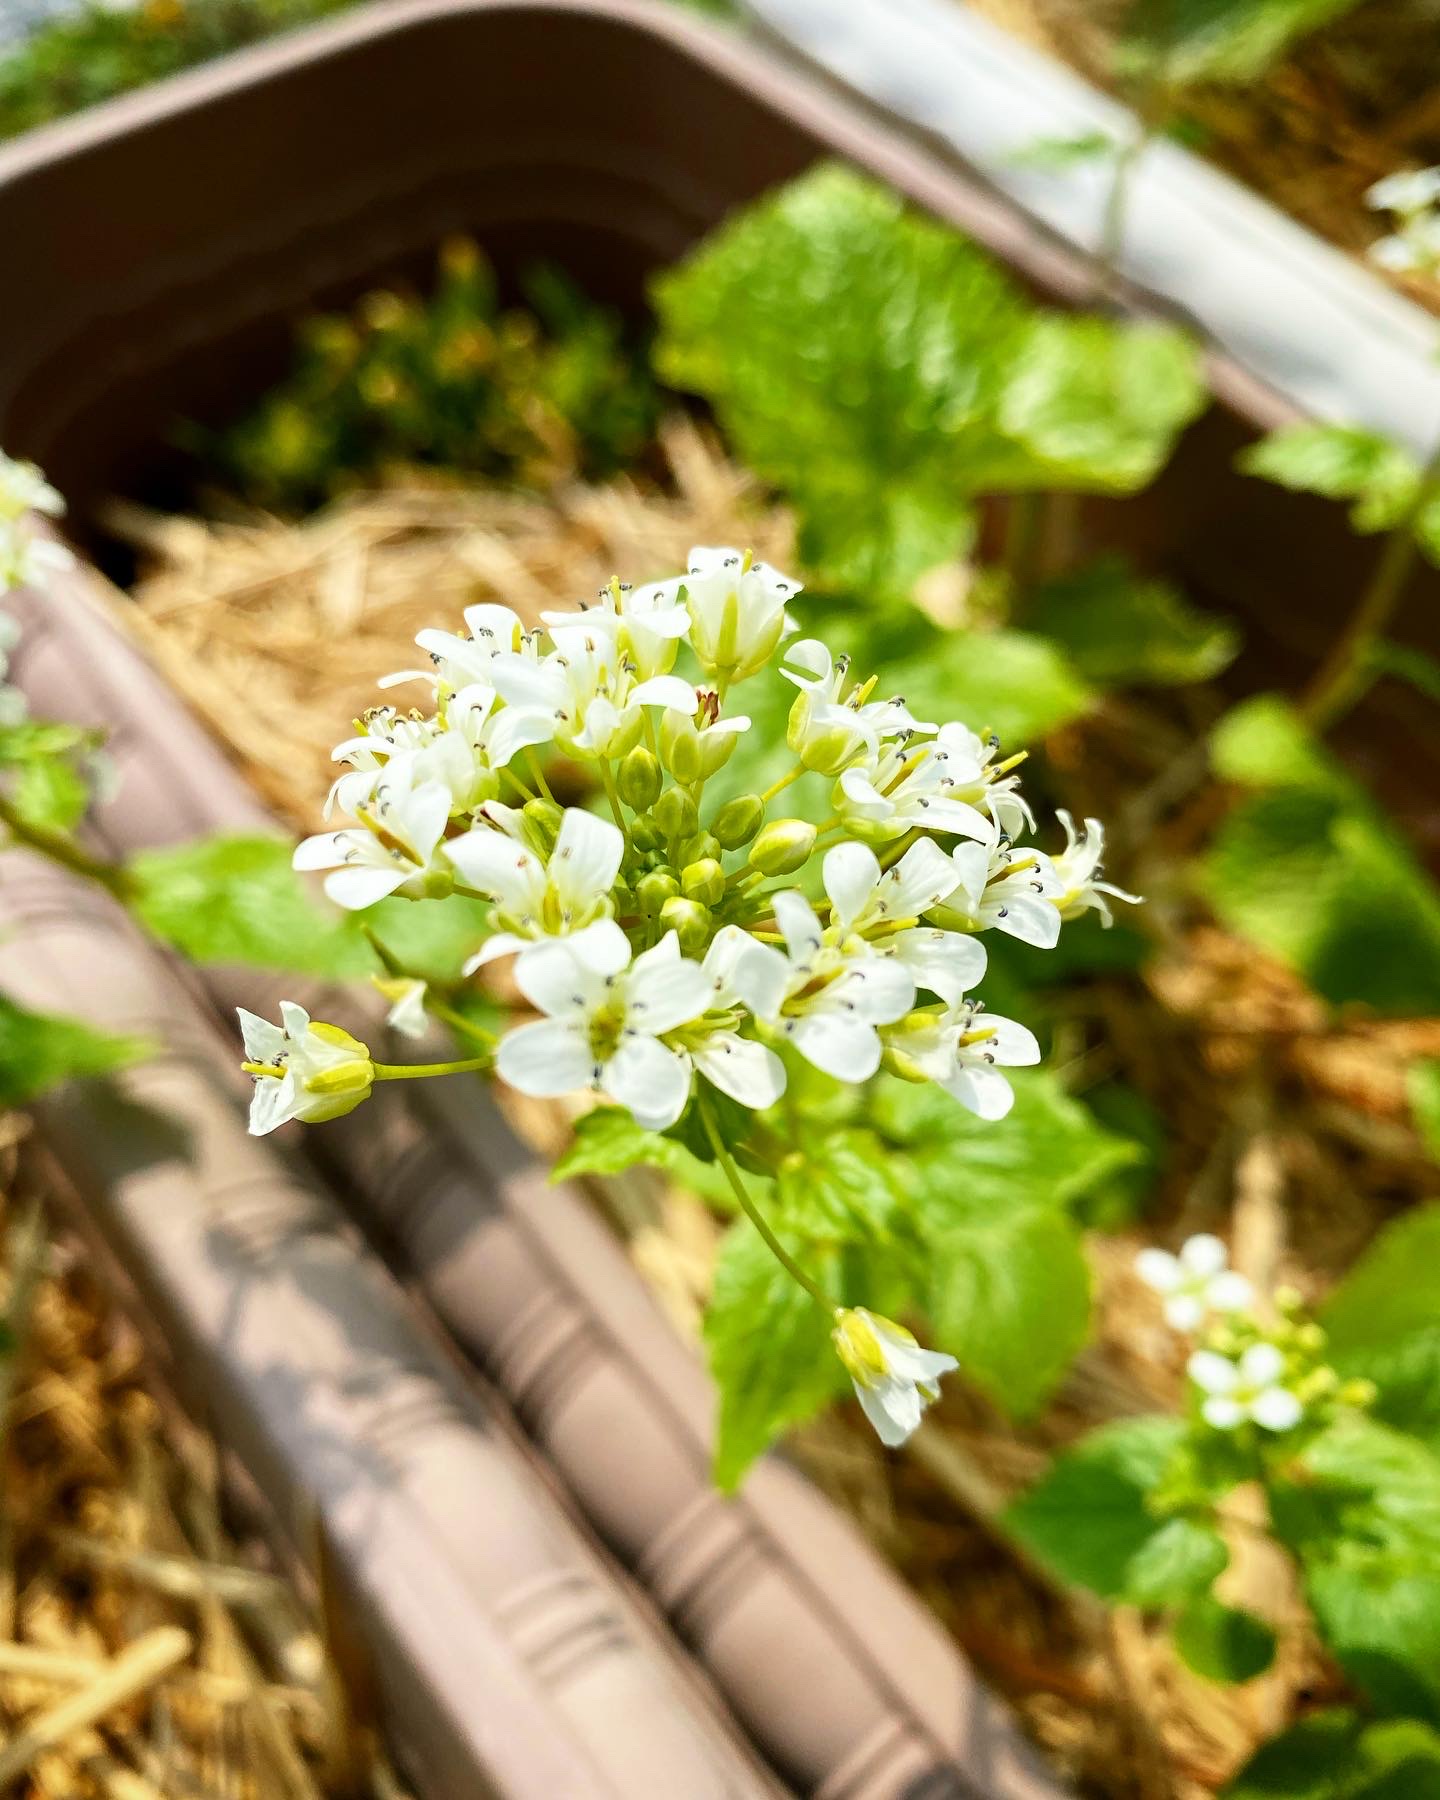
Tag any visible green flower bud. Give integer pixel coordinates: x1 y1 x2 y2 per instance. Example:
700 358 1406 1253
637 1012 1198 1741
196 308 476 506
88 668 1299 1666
748 818 817 876
618 746 663 812
629 815 663 853
1339 1378 1377 1410
711 794 765 850
659 895 711 955
679 831 721 866
521 798 563 855
660 711 705 784
1297 1322 1327 1354
636 870 681 915
682 858 725 908
653 785 699 843
787 690 870 777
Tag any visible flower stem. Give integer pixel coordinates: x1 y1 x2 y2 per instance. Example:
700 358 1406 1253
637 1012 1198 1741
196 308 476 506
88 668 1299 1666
696 1088 832 1311
599 763 627 831
0 794 131 900
760 766 804 805
372 1056 492 1080
526 751 556 805
1302 436 1440 731
425 996 498 1048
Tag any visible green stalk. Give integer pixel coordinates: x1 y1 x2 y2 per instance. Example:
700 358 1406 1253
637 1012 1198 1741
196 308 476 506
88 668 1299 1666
372 1055 492 1081
0 794 131 901
696 1088 832 1311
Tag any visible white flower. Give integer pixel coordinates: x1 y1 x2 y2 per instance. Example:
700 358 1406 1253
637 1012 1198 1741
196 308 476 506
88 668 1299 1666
496 922 710 1130
447 804 623 969
756 890 915 1082
836 725 995 844
885 996 1039 1121
822 839 986 1004
489 625 696 763
542 577 692 681
0 452 64 523
373 976 429 1040
381 602 531 694
1136 1234 1254 1332
238 1002 374 1134
1188 1342 1303 1433
666 545 802 686
1050 812 1142 927
0 526 72 596
833 1307 958 1447
293 768 453 909
1368 216 1440 277
936 828 1063 948
1365 167 1440 217
781 639 931 776
675 927 789 1109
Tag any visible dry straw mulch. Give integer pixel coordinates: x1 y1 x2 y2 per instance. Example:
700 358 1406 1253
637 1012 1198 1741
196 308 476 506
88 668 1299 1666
967 0 1440 311
0 1124 412 1800
109 436 1440 1798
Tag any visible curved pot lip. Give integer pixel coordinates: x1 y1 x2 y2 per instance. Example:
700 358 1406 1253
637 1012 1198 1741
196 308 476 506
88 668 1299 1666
0 0 1291 432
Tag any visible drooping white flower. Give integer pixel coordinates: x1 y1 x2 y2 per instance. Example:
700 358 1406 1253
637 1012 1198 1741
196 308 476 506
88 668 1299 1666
833 1307 958 1447
836 726 995 845
373 976 429 1041
1365 167 1440 217
781 639 932 776
935 827 1063 949
381 602 532 694
821 839 987 1004
294 768 453 909
885 996 1040 1121
447 804 623 969
238 1002 374 1134
1136 1233 1254 1332
496 921 710 1130
488 624 696 763
542 576 692 681
663 545 802 686
1049 811 1142 927
0 452 64 523
755 890 915 1082
1188 1342 1303 1433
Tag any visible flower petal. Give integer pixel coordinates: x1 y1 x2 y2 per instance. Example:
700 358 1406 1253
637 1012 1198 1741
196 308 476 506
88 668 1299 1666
445 828 544 907
602 1036 693 1131
888 927 986 1006
788 1013 880 1083
944 1063 1014 1121
1179 1233 1229 1278
551 807 624 905
822 841 882 930
323 864 410 910
692 1034 787 1110
626 942 710 1033
1188 1349 1240 1394
1251 1387 1303 1432
496 1018 596 1097
772 891 824 965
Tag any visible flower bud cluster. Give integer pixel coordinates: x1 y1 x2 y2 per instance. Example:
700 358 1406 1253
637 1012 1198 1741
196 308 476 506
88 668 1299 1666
253 542 1138 1139
1138 1236 1375 1438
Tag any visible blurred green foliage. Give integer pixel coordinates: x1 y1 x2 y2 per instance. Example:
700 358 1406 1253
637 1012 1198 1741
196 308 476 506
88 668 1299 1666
0 0 360 141
200 239 660 512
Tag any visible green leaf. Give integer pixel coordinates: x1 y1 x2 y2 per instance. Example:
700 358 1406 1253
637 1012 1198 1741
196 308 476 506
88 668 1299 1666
882 628 1091 745
873 1067 1144 1216
1322 1201 1440 1448
1369 641 1440 708
365 893 492 986
128 835 376 978
654 163 1029 602
1238 425 1419 535
774 1129 904 1240
1202 700 1440 1014
10 747 91 833
1029 554 1240 687
704 1218 845 1491
992 317 1207 496
1228 1712 1440 1798
1173 1598 1276 1683
0 993 151 1107
1410 1062 1440 1163
1004 1415 1227 1603
1122 0 1371 86
921 1204 1091 1416
551 1104 740 1207
1268 1417 1440 1720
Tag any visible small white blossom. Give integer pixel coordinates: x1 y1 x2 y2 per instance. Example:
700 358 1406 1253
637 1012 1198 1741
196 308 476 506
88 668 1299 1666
294 768 453 909
448 804 623 969
489 625 696 762
822 839 987 1004
1365 167 1440 217
381 602 531 694
1368 217 1440 277
497 922 710 1130
885 995 1039 1121
1136 1233 1254 1332
0 452 64 523
936 828 1063 948
665 545 802 686
833 1307 958 1447
374 976 429 1040
1188 1342 1304 1433
782 639 931 776
837 726 995 844
1050 812 1142 927
238 1002 374 1134
674 927 788 1109
542 576 692 681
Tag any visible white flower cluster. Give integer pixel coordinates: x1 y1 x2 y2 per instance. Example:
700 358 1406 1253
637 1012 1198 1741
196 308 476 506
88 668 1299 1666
252 544 1137 1139
1138 1235 1374 1438
0 450 72 599
1365 166 1440 277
